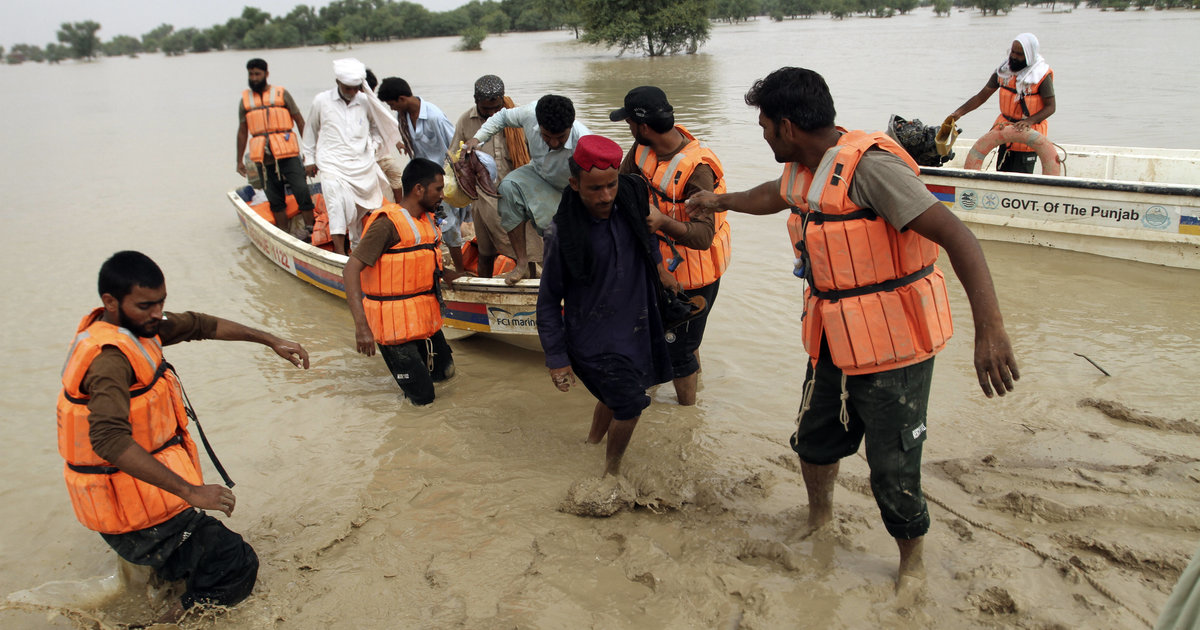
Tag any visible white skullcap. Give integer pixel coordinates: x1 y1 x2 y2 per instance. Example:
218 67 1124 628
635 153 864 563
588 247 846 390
333 58 366 86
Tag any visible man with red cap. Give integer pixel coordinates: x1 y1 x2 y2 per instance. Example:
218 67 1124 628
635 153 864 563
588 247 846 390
536 135 674 476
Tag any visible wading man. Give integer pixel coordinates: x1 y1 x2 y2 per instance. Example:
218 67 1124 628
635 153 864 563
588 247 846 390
464 94 590 285
537 135 673 476
612 86 731 406
343 158 459 406
688 67 1019 589
58 251 310 622
236 58 315 239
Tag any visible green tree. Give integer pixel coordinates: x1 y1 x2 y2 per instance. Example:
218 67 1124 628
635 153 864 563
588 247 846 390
323 25 349 48
161 31 190 56
103 35 143 56
284 5 321 44
974 0 1012 13
458 25 488 50
933 0 952 13
141 23 174 52
57 21 102 59
893 0 919 12
481 8 512 32
579 0 712 56
44 43 70 63
7 43 46 64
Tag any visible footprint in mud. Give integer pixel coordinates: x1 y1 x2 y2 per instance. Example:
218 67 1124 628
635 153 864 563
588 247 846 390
559 475 637 517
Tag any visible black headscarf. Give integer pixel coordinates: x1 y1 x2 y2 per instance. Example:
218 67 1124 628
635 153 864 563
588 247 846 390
551 174 660 287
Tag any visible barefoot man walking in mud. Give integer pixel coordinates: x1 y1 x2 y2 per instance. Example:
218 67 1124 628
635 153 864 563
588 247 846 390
687 67 1019 589
537 135 673 476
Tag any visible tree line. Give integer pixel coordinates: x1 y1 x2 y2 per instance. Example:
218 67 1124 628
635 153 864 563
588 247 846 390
4 0 1198 64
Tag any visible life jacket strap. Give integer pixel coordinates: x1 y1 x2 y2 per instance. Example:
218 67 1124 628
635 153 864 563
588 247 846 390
363 288 436 302
810 264 935 302
67 434 183 475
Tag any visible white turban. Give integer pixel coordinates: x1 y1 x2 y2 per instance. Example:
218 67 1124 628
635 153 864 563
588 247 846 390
333 58 366 86
995 33 1050 96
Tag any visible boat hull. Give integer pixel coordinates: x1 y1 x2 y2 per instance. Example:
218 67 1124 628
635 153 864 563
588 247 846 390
919 141 1200 269
228 190 542 350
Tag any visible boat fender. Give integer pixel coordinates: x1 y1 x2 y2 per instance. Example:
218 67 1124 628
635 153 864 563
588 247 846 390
965 125 1062 176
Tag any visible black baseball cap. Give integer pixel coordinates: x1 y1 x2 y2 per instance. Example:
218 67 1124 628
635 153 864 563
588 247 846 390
609 86 673 123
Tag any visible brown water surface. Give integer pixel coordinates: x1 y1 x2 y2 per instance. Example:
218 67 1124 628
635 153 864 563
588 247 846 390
2 7 1199 628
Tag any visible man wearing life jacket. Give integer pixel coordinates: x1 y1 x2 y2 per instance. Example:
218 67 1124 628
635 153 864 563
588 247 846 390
236 58 316 239
611 86 731 406
343 158 462 405
687 67 1019 590
59 251 310 622
537 135 674 477
948 33 1056 173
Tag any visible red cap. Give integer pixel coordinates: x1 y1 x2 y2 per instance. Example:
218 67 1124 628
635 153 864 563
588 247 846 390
572 135 622 172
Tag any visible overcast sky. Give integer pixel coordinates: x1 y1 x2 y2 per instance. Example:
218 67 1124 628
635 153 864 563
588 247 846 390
1 0 469 49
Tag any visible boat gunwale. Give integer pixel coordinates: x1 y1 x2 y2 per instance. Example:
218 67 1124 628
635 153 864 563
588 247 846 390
227 189 540 295
920 166 1200 198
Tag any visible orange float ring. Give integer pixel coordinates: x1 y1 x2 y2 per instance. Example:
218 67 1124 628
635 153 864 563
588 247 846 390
964 125 1061 176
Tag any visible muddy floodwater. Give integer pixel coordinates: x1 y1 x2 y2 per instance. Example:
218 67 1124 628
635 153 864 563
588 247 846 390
2 6 1199 628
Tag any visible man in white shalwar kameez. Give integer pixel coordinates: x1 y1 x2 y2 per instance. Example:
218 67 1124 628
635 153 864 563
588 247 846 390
302 58 403 254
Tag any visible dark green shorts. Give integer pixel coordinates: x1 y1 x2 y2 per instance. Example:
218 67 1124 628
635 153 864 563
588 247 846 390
790 350 934 539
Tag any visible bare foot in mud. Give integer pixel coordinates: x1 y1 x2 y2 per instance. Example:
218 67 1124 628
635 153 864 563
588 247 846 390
895 573 927 608
560 475 636 517
896 537 926 600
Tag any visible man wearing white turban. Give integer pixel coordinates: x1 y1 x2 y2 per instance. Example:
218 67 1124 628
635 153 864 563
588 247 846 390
948 33 1056 173
302 58 405 253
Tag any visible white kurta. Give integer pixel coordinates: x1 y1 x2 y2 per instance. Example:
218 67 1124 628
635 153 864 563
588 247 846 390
302 89 388 241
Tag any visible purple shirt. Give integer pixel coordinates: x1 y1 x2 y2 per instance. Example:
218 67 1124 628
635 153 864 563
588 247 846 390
537 207 670 389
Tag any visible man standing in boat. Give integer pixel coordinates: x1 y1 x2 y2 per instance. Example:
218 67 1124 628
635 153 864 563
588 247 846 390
301 58 403 255
236 58 316 240
537 135 674 476
947 33 1056 173
58 251 310 622
612 86 731 406
463 94 590 285
377 77 468 275
450 75 536 279
687 67 1019 591
342 158 460 405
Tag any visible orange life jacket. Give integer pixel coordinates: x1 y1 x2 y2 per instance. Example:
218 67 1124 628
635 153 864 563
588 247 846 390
993 69 1053 153
360 204 444 345
634 126 731 290
56 309 203 534
460 239 516 276
243 85 300 163
782 130 954 375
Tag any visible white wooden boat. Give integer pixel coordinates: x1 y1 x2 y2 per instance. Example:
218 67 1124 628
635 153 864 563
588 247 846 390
227 189 543 350
920 140 1200 269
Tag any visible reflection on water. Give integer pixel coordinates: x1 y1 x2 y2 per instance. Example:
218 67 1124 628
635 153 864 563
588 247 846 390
2 6 1199 628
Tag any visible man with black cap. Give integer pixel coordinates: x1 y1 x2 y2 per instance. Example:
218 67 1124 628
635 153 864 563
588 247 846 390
612 86 731 406
450 75 538 278
536 135 673 477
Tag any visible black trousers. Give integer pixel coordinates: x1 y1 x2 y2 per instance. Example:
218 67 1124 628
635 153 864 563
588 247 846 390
377 330 454 405
101 508 258 609
259 155 314 217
